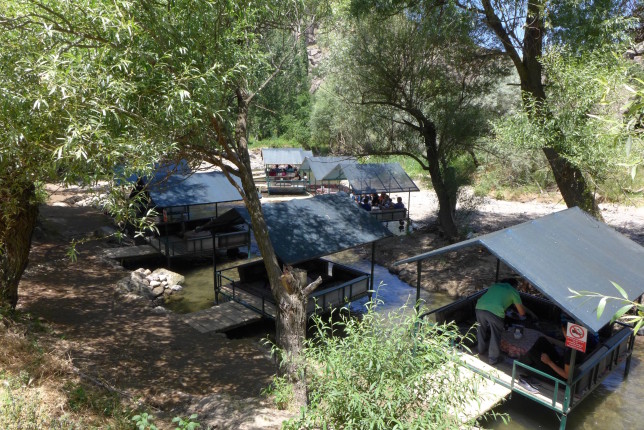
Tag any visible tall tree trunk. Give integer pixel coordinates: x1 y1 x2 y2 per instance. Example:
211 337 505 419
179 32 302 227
233 88 321 406
481 0 602 219
0 182 39 309
423 123 459 239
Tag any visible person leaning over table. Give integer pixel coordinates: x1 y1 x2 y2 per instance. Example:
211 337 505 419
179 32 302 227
475 278 530 365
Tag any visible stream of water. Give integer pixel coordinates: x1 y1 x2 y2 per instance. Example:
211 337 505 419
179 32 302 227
168 250 644 429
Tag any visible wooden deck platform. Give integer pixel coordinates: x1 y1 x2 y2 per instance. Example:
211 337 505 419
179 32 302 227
219 284 277 319
103 245 160 261
454 357 513 423
458 351 566 412
179 301 264 334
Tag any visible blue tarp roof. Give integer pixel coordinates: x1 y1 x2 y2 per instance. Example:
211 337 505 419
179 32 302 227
395 207 644 333
208 193 392 265
261 148 314 166
300 156 357 181
147 171 243 209
340 163 420 194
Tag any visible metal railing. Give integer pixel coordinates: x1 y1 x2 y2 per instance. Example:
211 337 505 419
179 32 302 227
216 270 371 319
308 274 370 313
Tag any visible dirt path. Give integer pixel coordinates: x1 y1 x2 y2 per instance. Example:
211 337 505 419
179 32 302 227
17 195 284 428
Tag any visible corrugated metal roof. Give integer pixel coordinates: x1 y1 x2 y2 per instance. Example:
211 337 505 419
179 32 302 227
261 148 314 166
300 156 357 181
147 171 243 209
395 207 644 333
340 163 420 194
122 160 192 185
207 193 392 265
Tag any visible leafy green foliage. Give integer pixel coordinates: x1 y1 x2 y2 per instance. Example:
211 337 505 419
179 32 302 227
172 413 201 430
250 36 312 144
132 412 158 430
278 304 485 429
261 375 294 410
492 44 633 185
570 282 644 335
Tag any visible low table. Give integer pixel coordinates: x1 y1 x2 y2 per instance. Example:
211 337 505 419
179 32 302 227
500 327 543 358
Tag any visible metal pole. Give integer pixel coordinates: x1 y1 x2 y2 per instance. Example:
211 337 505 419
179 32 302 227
213 232 218 305
165 220 171 268
407 192 411 234
495 259 500 282
624 333 636 378
416 260 422 311
370 242 376 292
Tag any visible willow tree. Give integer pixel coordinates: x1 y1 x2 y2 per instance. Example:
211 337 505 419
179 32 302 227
319 2 508 238
0 0 320 404
351 0 635 218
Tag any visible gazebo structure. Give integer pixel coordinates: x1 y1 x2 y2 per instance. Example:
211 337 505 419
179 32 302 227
142 169 246 266
199 193 392 317
261 147 313 195
299 156 357 193
394 207 644 429
340 162 420 226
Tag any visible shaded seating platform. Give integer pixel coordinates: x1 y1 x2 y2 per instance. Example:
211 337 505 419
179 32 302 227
200 193 392 319
395 207 644 429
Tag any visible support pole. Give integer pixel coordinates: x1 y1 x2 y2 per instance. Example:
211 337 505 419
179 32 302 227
495 259 500 282
624 333 636 378
416 260 422 311
566 349 577 409
212 232 219 305
165 220 171 268
370 242 376 292
407 192 411 234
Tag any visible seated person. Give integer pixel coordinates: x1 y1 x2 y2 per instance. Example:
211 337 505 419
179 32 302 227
524 314 599 380
371 193 380 206
393 197 405 209
361 197 372 211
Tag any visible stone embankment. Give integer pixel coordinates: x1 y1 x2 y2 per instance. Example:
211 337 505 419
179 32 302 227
117 268 185 305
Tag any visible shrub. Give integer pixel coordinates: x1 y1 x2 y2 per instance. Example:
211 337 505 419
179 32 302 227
279 303 486 429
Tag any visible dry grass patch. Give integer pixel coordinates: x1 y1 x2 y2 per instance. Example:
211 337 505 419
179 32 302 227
0 309 133 429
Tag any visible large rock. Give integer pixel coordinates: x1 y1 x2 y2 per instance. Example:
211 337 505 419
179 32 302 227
152 286 165 297
151 268 185 286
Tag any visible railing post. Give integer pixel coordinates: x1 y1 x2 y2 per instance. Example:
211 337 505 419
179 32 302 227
624 332 635 378
415 260 422 311
370 242 375 292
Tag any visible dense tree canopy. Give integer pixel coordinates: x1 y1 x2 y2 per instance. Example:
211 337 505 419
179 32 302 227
1 0 321 405
314 1 508 237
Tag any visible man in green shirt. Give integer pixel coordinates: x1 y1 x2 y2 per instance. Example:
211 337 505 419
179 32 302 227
475 278 527 365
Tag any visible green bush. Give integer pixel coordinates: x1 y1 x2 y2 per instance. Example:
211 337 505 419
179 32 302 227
278 303 486 429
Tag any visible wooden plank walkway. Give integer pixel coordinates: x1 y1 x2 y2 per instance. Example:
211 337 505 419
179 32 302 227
180 301 263 334
220 285 277 319
103 245 160 260
458 351 565 412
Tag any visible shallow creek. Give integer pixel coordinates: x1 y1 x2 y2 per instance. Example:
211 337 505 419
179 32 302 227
167 249 644 429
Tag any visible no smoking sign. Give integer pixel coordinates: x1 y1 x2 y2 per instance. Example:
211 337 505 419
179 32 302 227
565 322 588 353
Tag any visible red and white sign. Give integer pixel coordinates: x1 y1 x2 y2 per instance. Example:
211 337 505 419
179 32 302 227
565 322 588 353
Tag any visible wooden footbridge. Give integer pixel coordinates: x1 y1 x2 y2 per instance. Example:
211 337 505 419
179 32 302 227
179 301 264 334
